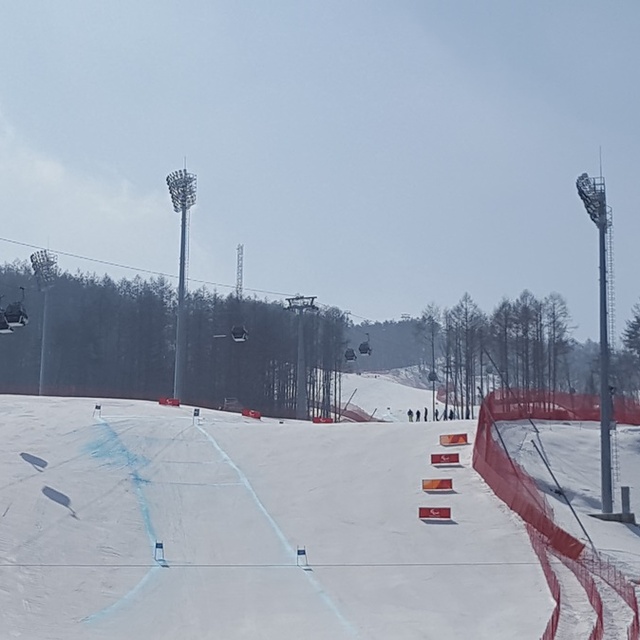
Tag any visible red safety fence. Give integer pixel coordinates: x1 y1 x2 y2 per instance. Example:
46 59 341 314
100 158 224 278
558 552 603 640
473 399 584 559
526 525 560 640
473 390 640 639
581 549 640 640
481 388 640 427
312 417 334 424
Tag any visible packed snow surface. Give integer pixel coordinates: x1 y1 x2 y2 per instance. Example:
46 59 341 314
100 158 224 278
340 370 451 421
0 392 553 639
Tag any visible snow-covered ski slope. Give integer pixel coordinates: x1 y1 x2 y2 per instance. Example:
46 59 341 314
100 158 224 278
0 391 554 639
342 374 640 638
339 370 450 421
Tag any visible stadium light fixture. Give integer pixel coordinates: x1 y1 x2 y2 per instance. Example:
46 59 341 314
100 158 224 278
166 169 197 213
576 172 605 225
30 250 57 291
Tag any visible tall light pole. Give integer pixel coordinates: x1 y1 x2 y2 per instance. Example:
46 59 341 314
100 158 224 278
428 320 438 421
576 172 613 514
286 295 318 420
236 244 244 298
30 250 57 396
166 167 197 401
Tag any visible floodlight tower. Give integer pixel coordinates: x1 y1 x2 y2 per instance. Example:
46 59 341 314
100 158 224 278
30 250 58 396
166 167 197 400
286 295 318 420
576 172 613 514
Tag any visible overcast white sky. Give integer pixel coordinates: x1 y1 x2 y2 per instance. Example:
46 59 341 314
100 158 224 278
0 1 639 340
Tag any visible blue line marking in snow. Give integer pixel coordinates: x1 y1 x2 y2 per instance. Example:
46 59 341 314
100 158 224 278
82 564 161 623
83 418 159 623
194 423 359 637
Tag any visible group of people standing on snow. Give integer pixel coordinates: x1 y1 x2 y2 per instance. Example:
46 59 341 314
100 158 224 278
407 407 457 422
407 408 431 422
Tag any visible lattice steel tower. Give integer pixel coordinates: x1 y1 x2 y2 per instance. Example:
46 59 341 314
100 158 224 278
286 295 318 420
576 172 614 514
607 207 615 351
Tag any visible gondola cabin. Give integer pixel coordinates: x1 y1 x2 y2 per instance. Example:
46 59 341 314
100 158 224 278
358 332 372 356
358 341 372 356
344 348 357 362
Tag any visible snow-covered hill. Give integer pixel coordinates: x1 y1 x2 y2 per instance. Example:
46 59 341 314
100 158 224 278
339 371 449 422
0 393 552 639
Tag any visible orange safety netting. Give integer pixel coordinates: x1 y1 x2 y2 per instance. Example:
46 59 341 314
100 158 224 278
480 388 640 426
473 389 640 640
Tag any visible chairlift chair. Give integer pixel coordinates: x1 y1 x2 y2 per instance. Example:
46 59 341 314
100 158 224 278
358 332 372 356
345 347 357 362
4 303 28 327
230 325 248 343
4 288 28 328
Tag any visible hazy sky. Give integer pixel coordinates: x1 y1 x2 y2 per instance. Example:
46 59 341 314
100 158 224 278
0 1 639 340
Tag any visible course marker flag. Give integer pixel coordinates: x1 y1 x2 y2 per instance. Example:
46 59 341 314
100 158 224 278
439 433 469 446
419 507 452 520
431 452 460 466
241 408 262 420
422 478 453 492
159 397 180 407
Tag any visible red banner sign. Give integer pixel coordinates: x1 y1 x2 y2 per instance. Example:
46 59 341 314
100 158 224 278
430 452 460 465
241 408 262 420
159 397 180 407
312 417 334 423
419 507 452 520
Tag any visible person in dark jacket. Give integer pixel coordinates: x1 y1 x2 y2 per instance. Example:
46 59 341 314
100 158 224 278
407 409 414 422
424 407 428 422
434 408 439 421
416 409 421 422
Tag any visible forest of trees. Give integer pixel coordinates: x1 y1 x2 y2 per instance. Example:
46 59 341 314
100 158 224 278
347 290 640 419
3 258 640 421
0 261 346 419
